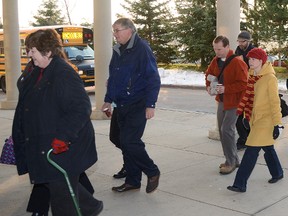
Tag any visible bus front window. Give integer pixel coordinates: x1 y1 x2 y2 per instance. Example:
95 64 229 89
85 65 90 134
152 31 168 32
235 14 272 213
64 45 94 60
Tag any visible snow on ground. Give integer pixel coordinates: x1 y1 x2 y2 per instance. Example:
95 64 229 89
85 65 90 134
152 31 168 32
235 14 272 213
159 68 287 91
159 68 205 87
86 68 287 92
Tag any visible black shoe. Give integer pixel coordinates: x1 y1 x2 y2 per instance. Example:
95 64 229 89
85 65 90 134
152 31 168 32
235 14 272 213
227 185 246 193
268 175 283 183
113 167 127 179
92 200 103 216
112 183 140 192
31 213 48 216
146 173 160 193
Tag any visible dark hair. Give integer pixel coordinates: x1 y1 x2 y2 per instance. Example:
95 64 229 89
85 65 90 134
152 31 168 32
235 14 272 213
25 29 66 59
24 33 32 47
238 31 251 40
113 18 137 33
213 35 230 47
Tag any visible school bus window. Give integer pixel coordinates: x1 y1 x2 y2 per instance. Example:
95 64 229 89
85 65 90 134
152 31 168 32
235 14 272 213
21 47 27 56
20 39 25 46
0 41 4 55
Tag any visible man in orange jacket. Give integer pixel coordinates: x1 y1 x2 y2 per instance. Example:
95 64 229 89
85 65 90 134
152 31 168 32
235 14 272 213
205 35 248 174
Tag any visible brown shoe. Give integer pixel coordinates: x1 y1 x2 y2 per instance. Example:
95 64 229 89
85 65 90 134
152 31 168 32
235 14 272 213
112 183 140 192
219 163 226 168
219 165 236 175
219 163 240 168
146 174 160 193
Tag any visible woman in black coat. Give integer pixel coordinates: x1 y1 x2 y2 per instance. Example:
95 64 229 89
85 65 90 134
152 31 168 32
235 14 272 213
12 29 103 216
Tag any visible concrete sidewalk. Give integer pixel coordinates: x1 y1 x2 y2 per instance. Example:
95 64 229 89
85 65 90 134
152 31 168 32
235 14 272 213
1 108 288 216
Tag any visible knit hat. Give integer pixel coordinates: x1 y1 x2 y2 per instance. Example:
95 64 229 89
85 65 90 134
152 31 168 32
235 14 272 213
238 31 251 41
246 48 267 65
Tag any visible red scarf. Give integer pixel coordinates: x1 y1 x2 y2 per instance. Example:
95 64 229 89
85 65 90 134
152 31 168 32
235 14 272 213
37 68 44 83
237 75 262 121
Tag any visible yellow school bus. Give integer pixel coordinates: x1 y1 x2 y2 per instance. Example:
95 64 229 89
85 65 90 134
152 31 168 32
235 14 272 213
0 25 95 93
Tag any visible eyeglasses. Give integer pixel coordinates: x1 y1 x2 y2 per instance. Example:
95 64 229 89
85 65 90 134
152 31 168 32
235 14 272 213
112 28 128 33
237 40 248 43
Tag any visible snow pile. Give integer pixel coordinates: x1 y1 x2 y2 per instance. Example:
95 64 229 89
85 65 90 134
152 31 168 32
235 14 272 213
158 68 287 91
159 68 205 87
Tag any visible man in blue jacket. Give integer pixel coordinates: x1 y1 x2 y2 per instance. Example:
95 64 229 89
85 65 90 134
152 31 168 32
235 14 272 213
102 18 161 193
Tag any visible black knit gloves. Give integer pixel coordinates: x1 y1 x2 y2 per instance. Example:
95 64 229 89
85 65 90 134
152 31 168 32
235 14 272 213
242 118 250 130
273 125 284 140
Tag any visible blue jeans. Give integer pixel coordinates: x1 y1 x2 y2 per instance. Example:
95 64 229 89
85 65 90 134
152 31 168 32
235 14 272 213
233 145 283 190
117 99 160 187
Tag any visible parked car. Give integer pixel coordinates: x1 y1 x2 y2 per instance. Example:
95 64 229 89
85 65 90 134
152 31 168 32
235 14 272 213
273 60 287 67
268 55 278 64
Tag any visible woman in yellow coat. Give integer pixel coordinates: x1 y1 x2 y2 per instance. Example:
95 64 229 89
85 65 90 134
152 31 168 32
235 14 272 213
227 48 284 192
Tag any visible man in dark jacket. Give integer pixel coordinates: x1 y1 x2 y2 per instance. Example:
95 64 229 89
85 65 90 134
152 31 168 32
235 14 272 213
235 31 255 150
102 18 161 193
235 31 254 66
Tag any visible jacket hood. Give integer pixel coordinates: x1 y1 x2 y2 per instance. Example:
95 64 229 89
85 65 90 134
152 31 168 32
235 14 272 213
249 62 275 76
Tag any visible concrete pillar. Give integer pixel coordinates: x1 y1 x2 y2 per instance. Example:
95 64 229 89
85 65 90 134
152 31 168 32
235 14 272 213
91 0 112 119
0 0 21 109
216 0 240 50
208 0 240 140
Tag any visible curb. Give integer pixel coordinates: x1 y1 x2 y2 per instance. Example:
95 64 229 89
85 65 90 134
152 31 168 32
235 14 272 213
160 84 206 90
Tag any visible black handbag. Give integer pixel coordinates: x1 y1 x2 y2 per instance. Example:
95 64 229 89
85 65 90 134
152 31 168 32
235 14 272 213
0 136 16 165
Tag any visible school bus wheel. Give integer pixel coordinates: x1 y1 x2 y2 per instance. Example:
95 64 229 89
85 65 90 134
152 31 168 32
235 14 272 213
0 76 6 93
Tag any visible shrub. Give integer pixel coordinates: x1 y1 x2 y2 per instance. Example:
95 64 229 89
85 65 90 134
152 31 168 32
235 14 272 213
274 67 288 80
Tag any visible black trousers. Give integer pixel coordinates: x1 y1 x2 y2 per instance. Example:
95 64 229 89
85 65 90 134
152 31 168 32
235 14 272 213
109 108 121 148
236 114 250 145
48 174 101 216
109 107 126 171
117 99 160 187
233 145 283 190
27 172 94 213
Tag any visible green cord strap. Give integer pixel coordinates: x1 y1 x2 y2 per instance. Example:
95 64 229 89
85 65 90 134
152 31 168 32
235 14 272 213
47 149 82 216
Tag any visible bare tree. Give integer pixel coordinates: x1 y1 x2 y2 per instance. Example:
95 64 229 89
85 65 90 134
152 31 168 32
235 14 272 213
63 0 72 25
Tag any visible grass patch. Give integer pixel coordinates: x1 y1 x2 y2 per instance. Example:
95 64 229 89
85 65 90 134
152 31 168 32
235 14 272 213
274 67 288 80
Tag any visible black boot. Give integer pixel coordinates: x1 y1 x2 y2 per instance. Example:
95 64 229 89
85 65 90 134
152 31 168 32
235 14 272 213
113 166 127 179
31 212 48 216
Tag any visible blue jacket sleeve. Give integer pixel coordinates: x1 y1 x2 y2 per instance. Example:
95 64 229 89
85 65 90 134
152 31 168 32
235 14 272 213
143 44 161 108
